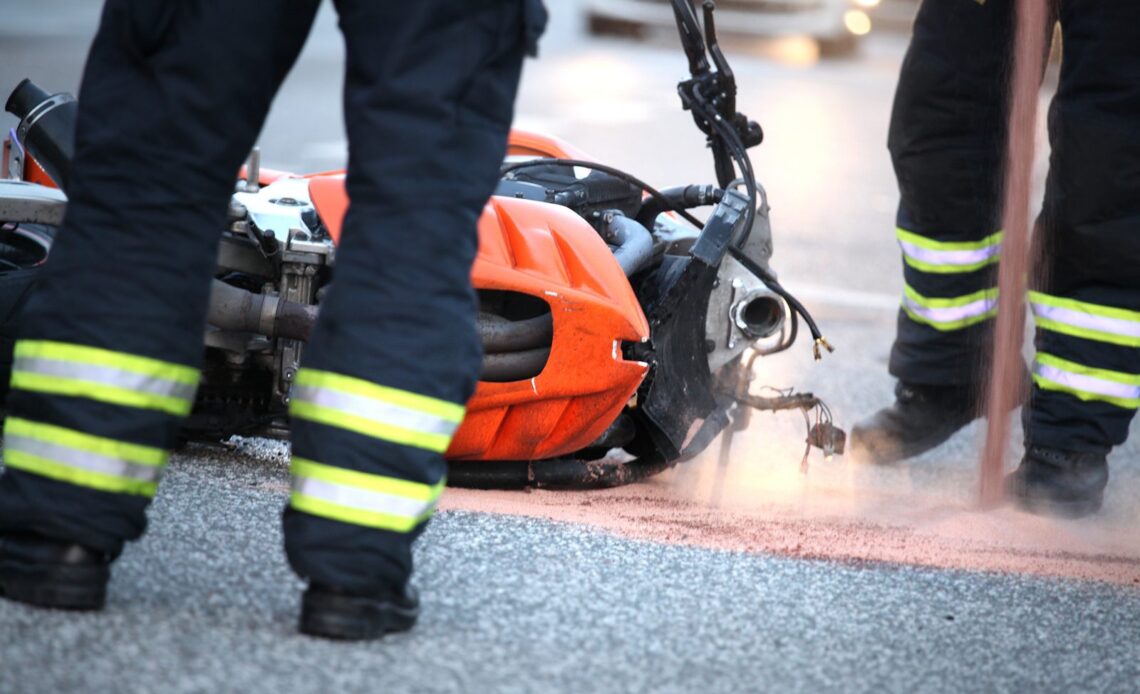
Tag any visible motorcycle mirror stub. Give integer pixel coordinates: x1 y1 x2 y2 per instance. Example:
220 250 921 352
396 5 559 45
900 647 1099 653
4 79 77 191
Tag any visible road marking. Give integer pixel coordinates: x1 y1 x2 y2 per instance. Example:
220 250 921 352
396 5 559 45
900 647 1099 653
782 283 899 312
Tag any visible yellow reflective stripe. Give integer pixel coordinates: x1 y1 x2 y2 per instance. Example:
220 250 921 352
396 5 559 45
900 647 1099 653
895 228 1004 252
5 417 166 466
897 229 1003 274
901 284 998 331
1035 353 1140 386
2 417 166 496
289 401 452 452
902 305 996 331
1028 292 1140 323
14 340 199 384
294 370 463 422
4 451 159 497
1029 291 1140 347
290 369 464 452
11 340 199 415
289 494 429 532
291 457 444 501
902 255 999 274
1032 375 1140 409
289 457 444 531
903 285 997 309
9 371 193 416
1032 318 1140 348
1033 353 1140 410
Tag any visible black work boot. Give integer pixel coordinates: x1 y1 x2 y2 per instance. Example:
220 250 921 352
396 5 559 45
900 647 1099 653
850 381 978 465
1005 446 1108 519
300 582 420 640
0 533 111 610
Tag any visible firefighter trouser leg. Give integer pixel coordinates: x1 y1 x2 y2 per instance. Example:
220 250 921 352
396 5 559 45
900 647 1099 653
0 0 540 595
282 0 540 593
0 0 322 553
886 0 1017 387
1023 1 1140 454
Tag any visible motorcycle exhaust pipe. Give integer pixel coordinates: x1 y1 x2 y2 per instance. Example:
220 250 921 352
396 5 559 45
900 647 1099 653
209 280 552 381
731 290 785 339
5 79 77 191
208 280 318 342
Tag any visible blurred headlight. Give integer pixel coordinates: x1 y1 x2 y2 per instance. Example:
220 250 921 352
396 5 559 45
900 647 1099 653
844 9 872 35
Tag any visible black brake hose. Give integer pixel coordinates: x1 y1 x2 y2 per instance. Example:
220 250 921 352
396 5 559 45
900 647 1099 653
634 185 724 229
500 159 705 229
683 82 758 245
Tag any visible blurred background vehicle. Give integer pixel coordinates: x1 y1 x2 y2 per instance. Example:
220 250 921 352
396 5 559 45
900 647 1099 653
585 0 897 57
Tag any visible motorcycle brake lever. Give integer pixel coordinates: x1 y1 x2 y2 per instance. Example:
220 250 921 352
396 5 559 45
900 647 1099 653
671 0 710 76
702 2 733 92
700 2 765 150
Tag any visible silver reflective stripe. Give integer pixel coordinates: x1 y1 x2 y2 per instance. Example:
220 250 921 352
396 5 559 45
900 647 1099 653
902 294 997 325
292 476 435 519
897 240 1000 268
13 356 198 402
5 434 163 483
1031 301 1140 341
1033 362 1140 402
292 384 459 437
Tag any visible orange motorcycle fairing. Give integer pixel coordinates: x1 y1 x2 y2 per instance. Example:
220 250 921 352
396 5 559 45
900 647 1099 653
308 177 651 462
2 139 55 187
454 196 649 461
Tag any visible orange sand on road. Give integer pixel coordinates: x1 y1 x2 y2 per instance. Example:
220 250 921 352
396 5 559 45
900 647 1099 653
440 425 1140 586
442 485 1140 586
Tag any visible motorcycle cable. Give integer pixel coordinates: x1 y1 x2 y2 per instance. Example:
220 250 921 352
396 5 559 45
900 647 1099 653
499 159 706 229
728 245 833 360
679 76 832 359
682 81 758 246
696 111 833 358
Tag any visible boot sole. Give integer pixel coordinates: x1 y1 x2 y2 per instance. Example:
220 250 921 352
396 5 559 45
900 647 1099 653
0 557 108 610
299 590 419 641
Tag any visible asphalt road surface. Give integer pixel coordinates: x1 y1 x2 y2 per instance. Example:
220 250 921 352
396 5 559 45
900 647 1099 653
1 1 1138 692
3 446 1139 693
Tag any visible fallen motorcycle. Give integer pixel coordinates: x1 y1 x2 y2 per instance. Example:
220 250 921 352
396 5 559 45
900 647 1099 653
0 0 843 488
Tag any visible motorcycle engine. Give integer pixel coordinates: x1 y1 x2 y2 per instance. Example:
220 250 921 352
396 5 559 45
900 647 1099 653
184 177 333 441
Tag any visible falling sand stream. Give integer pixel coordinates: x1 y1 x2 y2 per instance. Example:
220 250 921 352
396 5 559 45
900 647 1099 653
980 0 1052 504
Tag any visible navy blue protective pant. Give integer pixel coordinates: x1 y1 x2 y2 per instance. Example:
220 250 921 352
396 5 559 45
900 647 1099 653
0 0 545 593
888 0 1140 454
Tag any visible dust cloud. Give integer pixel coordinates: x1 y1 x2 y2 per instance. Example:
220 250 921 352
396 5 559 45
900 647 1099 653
442 413 1140 586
